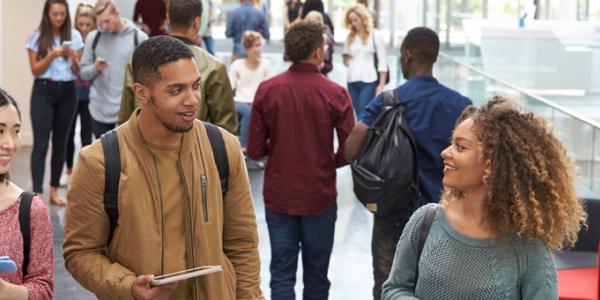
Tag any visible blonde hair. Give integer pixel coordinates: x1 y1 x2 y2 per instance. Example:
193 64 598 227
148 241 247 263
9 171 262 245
75 3 97 26
441 96 587 250
242 30 263 49
344 3 373 45
304 11 324 26
95 0 116 14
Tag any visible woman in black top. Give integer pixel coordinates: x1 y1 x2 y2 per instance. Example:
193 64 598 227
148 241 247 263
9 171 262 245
284 0 303 31
302 0 334 39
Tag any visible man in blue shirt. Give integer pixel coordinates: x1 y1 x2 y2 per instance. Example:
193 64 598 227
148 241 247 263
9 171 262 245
344 27 472 300
225 0 270 60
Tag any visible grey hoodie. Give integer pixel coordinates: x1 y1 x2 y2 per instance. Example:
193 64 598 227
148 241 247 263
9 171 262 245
80 18 148 124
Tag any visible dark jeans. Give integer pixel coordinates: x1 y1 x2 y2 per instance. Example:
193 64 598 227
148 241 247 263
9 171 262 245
235 102 252 148
347 81 378 119
91 118 116 139
202 36 215 55
266 202 337 300
66 100 92 169
372 201 420 300
30 79 77 193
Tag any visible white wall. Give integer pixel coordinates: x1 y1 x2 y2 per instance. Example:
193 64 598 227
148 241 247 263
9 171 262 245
1 0 45 145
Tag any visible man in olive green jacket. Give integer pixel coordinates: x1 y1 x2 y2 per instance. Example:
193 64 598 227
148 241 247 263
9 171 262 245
118 0 239 135
64 36 263 299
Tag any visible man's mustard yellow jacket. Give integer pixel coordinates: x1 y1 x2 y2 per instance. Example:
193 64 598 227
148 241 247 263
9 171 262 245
64 111 262 299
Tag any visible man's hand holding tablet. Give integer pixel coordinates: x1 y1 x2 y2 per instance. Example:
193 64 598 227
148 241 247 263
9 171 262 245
132 265 222 299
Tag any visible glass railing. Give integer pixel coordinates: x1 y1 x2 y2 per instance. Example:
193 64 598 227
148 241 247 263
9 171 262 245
432 52 600 198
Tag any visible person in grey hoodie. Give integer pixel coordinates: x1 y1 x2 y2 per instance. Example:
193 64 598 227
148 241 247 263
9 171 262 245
80 0 148 138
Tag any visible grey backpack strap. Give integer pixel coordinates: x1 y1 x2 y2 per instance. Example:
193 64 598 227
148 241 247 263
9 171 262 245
203 122 229 199
18 191 35 275
416 204 439 279
100 129 120 246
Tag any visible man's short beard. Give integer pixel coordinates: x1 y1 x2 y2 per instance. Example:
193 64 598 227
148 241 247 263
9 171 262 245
162 121 193 133
149 96 194 133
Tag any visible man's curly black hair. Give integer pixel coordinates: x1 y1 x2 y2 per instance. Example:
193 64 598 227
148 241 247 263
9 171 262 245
132 36 194 87
284 21 324 63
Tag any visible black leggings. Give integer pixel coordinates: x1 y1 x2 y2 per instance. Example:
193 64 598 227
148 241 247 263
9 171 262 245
66 100 92 169
30 79 77 193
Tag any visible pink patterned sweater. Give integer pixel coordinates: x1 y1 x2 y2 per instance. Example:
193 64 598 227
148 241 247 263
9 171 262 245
0 195 54 299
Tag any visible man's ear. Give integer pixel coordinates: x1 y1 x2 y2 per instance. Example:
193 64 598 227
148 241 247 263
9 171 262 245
132 83 150 105
402 49 413 64
193 16 201 30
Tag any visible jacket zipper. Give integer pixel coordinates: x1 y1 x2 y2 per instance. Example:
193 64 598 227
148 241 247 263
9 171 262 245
201 175 208 222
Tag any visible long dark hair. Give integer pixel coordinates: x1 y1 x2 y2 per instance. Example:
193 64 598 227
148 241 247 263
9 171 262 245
37 0 72 60
0 88 21 184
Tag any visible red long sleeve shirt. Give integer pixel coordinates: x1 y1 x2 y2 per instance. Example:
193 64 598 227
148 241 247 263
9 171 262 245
248 63 355 215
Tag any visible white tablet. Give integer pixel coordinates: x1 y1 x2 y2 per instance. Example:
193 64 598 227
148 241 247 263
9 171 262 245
151 265 222 286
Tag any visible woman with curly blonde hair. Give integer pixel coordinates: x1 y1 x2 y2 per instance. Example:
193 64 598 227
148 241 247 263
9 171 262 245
343 3 387 118
382 96 587 299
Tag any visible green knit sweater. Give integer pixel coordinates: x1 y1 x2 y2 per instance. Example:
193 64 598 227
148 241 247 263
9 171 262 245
382 204 558 300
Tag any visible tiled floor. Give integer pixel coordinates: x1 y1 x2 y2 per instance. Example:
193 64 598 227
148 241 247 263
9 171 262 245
9 40 378 299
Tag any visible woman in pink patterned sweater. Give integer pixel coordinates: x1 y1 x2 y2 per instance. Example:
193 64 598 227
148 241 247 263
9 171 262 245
0 88 53 299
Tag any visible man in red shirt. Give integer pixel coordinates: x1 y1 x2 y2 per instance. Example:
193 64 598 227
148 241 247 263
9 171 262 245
133 0 168 36
248 21 355 300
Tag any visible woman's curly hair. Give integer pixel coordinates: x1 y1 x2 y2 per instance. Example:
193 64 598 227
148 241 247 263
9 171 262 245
442 96 587 250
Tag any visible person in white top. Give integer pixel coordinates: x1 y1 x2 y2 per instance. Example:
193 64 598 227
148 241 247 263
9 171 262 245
343 3 387 118
228 30 273 152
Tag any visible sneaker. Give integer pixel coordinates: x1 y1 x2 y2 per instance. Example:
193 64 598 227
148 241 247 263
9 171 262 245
59 173 70 187
246 159 265 171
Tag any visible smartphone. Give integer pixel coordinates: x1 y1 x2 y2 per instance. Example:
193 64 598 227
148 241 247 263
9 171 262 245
151 265 222 286
62 40 72 49
0 256 17 273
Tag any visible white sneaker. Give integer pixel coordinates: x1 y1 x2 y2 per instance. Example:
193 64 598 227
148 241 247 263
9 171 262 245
59 172 70 187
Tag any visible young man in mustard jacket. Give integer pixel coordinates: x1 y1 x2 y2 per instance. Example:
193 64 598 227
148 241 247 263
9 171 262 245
64 35 263 300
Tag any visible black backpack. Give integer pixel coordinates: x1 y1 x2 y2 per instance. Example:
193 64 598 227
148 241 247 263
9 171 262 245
100 122 229 246
351 90 420 215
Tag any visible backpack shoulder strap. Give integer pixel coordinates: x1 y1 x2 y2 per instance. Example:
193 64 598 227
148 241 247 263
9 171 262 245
18 191 35 276
417 204 439 274
133 30 139 47
100 129 120 246
381 90 397 107
391 91 420 194
203 122 229 199
92 31 101 60
417 204 438 258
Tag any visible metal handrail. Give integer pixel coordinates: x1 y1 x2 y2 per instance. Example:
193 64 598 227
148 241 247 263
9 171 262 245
438 51 600 130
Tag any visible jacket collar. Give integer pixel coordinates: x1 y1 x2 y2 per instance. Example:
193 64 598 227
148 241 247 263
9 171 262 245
289 62 320 73
171 35 195 46
123 108 197 154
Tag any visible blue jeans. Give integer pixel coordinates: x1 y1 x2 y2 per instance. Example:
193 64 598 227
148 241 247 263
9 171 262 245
202 36 215 55
266 202 337 300
347 81 378 119
235 102 252 148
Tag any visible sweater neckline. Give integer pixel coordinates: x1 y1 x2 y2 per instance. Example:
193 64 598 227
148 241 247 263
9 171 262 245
437 208 511 248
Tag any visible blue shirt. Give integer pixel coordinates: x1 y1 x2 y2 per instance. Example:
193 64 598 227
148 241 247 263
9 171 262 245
25 29 84 81
225 1 270 57
361 76 472 204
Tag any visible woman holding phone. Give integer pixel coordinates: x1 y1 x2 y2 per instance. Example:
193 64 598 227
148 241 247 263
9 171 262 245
343 3 387 119
62 3 96 186
26 0 83 205
0 88 54 299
